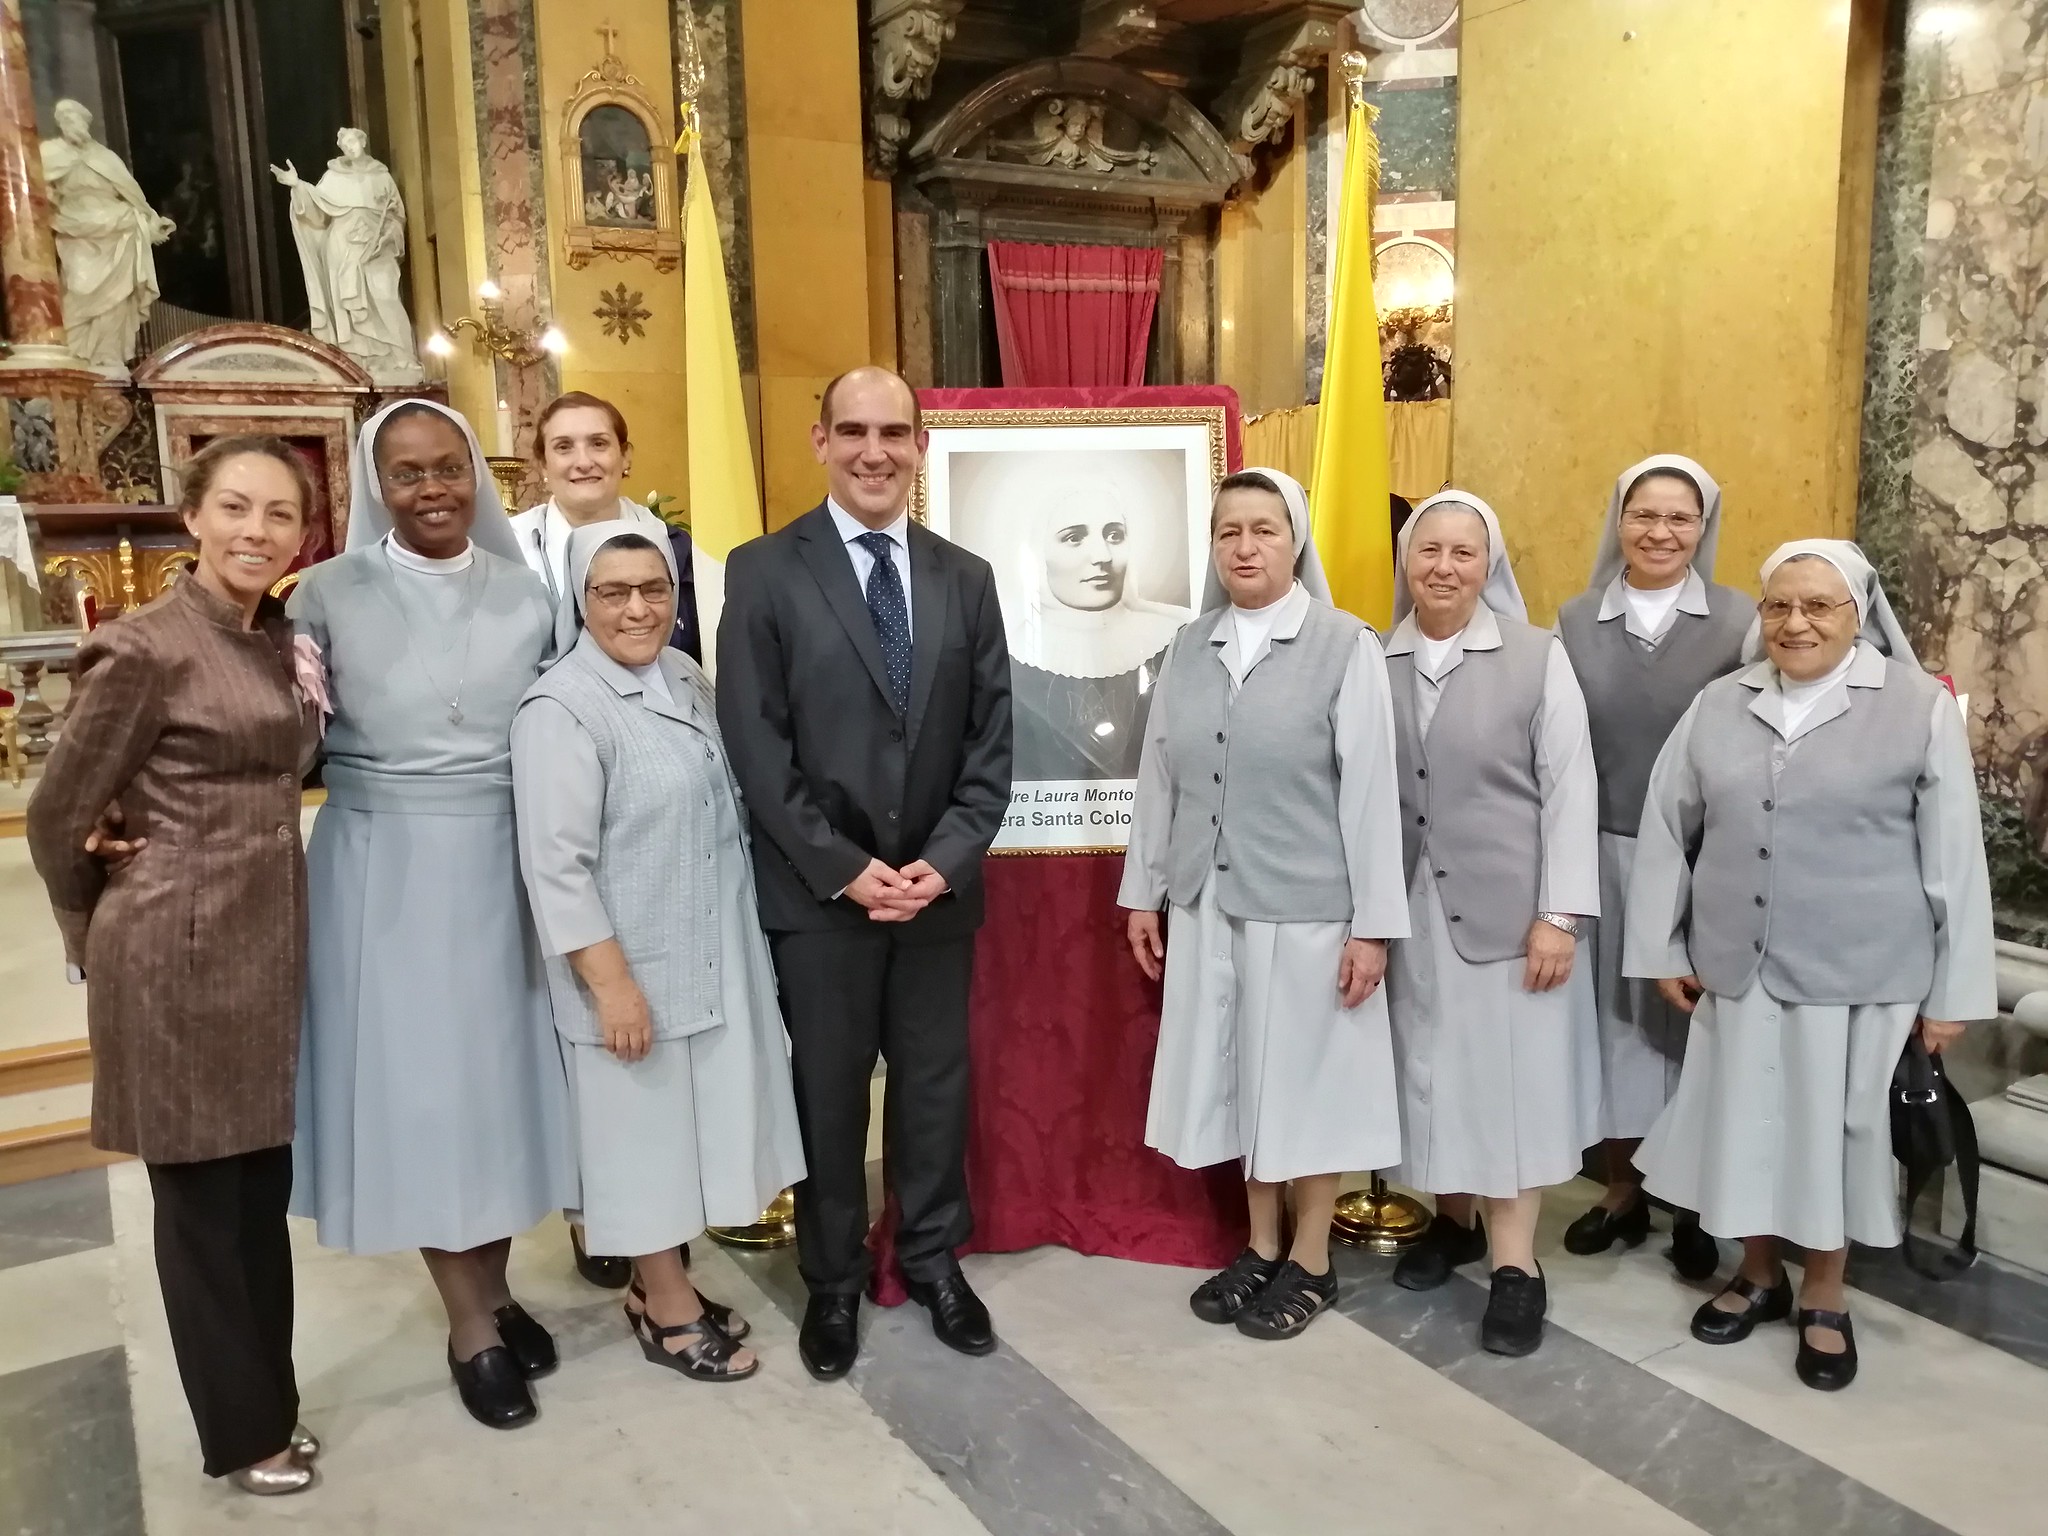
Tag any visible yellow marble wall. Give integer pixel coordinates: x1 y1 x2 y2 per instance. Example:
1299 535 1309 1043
534 0 691 505
1452 0 1884 620
741 0 871 530
1217 110 1309 419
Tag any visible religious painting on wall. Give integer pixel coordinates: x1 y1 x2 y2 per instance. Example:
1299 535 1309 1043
558 36 681 271
579 106 657 228
916 407 1228 853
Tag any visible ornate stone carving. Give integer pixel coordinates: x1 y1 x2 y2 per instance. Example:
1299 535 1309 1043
42 100 174 376
1213 7 1350 166
992 98 1158 176
870 0 963 175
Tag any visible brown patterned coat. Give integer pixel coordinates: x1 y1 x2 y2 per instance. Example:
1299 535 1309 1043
27 577 312 1163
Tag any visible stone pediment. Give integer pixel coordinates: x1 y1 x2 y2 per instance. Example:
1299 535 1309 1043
909 57 1240 205
132 324 376 393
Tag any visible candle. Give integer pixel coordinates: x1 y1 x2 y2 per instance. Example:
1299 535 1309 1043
496 400 514 458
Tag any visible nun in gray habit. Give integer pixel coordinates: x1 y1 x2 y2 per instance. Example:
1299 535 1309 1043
511 522 805 1382
1627 539 1994 1391
289 398 578 1430
1554 455 1751 1277
1120 467 1408 1341
1381 491 1601 1358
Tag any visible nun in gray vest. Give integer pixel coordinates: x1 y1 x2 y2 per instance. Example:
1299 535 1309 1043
1120 468 1408 1341
1627 539 1994 1391
1381 491 1601 1358
1555 455 1751 1279
512 523 805 1383
289 399 578 1431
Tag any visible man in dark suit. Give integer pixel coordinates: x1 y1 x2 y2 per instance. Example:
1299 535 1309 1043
716 366 1013 1379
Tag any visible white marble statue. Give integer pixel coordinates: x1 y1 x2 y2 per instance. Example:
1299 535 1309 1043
41 99 175 374
269 128 422 385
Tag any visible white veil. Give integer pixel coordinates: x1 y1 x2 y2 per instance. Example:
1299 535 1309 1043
345 397 522 563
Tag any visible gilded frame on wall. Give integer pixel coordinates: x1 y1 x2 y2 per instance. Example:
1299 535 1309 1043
559 41 681 273
914 405 1229 856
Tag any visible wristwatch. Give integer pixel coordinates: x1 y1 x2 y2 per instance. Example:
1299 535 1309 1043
1536 911 1582 937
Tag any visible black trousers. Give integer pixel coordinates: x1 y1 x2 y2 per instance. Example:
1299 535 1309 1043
146 1144 299 1477
771 927 975 1296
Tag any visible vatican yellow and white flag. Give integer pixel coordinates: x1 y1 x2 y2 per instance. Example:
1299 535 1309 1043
1310 66 1396 630
680 126 762 676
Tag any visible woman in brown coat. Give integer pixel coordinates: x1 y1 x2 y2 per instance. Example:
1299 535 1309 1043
28 436 323 1495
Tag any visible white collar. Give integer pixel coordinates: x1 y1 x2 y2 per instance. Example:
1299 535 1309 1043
1737 641 1888 695
1597 567 1710 624
384 532 474 573
827 496 909 551
1208 581 1313 647
1384 602 1503 657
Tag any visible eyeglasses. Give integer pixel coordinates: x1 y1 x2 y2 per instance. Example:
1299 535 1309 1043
381 463 471 488
1622 510 1702 531
586 579 675 609
1757 597 1856 625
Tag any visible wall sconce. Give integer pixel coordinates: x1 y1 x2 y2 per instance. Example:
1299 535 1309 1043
426 280 569 368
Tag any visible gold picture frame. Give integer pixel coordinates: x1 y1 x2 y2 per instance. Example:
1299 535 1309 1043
559 33 681 273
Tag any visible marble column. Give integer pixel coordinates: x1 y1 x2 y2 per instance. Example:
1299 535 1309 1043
0 0 76 368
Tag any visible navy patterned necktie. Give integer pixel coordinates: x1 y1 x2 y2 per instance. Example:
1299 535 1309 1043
856 530 911 713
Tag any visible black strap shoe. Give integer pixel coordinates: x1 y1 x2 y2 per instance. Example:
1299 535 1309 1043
448 1343 537 1429
1689 1271 1792 1344
1190 1248 1282 1324
1392 1211 1487 1292
799 1294 860 1381
491 1302 558 1379
1234 1260 1338 1341
1794 1308 1858 1391
1480 1265 1547 1356
1667 1213 1722 1282
905 1266 997 1356
1561 1194 1651 1256
570 1226 632 1290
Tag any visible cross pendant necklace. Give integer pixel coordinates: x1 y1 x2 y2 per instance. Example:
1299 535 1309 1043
385 543 483 724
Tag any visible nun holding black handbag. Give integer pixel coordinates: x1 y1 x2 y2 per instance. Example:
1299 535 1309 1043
1624 538 1996 1391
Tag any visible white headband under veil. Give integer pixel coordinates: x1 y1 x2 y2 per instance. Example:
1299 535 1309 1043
345 397 522 564
1587 454 1724 590
565 519 679 623
1394 490 1527 624
1745 538 1917 665
1199 466 1332 611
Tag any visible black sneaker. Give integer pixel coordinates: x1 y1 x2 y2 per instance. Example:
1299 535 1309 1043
1392 1211 1488 1292
1480 1265 1547 1356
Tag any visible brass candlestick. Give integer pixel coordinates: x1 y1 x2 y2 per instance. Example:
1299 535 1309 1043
1331 1173 1430 1252
707 1187 797 1249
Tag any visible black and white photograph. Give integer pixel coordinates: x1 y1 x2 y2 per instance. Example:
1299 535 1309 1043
919 411 1223 851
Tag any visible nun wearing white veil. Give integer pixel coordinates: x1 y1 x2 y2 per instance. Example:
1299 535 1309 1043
1553 455 1752 1277
1119 468 1408 1341
1380 490 1601 1360
1625 539 1994 1391
288 398 578 1431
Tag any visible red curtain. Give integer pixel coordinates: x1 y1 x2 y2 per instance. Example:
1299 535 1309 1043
986 241 1164 388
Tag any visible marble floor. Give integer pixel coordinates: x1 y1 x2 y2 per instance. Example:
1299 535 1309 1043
1 1166 2043 1536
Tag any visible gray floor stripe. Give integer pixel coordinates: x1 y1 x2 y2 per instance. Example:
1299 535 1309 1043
0 1166 113 1273
1846 1241 2048 1371
726 1248 1234 1536
0 1345 143 1536
1328 1248 1957 1536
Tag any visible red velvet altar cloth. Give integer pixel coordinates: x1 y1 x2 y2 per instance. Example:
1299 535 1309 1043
867 855 1248 1305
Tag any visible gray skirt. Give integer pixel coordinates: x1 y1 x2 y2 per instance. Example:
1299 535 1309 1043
1592 831 1691 1139
291 804 579 1255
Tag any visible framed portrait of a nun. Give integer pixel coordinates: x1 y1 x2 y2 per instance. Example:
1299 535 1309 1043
916 406 1228 853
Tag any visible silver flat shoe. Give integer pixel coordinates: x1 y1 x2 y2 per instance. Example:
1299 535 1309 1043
290 1423 321 1460
229 1454 314 1496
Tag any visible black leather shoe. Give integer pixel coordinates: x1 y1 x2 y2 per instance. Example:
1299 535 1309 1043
492 1302 558 1379
448 1343 537 1429
799 1294 860 1381
1480 1265 1547 1356
905 1266 997 1356
1794 1308 1858 1391
571 1226 632 1290
1690 1271 1792 1344
1562 1195 1651 1256
1392 1212 1488 1292
1667 1213 1721 1282
1190 1248 1282 1324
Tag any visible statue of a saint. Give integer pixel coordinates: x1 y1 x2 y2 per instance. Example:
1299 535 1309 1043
41 99 175 374
269 128 422 385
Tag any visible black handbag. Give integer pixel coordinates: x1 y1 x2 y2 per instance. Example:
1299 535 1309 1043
1891 1032 1980 1279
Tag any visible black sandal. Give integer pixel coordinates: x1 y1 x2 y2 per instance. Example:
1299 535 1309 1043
1794 1308 1858 1391
1189 1248 1281 1324
625 1277 750 1342
1233 1260 1338 1340
637 1312 758 1382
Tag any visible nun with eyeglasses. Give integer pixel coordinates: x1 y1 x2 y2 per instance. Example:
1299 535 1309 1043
1554 456 1752 1278
1120 467 1409 1342
1380 491 1602 1358
1626 539 1995 1391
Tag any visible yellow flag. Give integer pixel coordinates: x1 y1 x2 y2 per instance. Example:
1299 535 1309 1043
681 129 761 672
1310 91 1395 630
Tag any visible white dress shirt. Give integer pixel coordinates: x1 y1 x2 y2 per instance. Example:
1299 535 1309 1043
827 496 913 639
